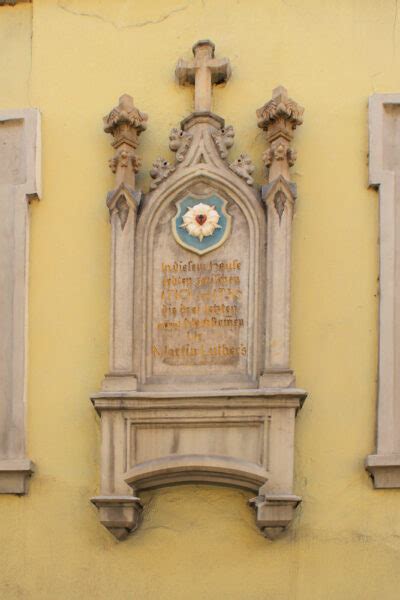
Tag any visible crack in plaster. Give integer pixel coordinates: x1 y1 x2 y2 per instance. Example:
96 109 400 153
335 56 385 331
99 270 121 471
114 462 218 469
57 2 189 30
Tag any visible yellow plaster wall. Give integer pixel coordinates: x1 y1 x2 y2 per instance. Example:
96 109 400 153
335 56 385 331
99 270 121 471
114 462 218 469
0 0 399 597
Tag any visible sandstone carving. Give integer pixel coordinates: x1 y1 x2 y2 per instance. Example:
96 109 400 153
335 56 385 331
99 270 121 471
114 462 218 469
103 94 147 226
92 42 306 542
175 39 231 112
169 128 193 162
102 94 147 384
257 89 303 131
263 141 297 171
104 93 148 137
149 157 175 189
229 153 255 185
257 86 303 184
257 85 303 390
109 149 141 175
212 125 235 159
273 189 287 221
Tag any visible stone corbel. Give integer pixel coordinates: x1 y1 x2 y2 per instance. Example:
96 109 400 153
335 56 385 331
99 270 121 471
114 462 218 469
257 86 304 388
250 494 301 539
91 495 142 541
101 95 147 393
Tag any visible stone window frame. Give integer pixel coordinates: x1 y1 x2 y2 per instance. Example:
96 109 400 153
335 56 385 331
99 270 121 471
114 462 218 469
366 94 400 488
0 108 41 493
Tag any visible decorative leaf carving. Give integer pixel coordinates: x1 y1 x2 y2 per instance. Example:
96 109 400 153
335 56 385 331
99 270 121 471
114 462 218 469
109 149 141 174
103 94 147 194
103 94 148 136
287 147 297 167
229 154 255 185
212 125 235 159
262 140 297 171
169 128 193 162
149 158 175 190
257 87 304 132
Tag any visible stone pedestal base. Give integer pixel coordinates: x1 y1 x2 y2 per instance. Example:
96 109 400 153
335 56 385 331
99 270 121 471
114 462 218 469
91 388 305 539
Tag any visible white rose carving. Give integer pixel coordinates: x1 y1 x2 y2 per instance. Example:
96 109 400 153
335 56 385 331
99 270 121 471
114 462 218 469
180 202 221 242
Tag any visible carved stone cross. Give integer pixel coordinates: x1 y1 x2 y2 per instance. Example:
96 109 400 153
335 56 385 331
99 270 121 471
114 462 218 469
175 40 231 112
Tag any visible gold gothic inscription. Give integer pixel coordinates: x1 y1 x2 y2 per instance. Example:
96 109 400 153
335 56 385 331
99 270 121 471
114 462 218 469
153 259 247 365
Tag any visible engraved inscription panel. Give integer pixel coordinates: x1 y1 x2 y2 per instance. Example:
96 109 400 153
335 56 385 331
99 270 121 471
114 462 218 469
147 186 252 379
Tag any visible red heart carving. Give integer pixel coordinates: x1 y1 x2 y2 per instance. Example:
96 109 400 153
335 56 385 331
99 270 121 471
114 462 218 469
195 214 207 225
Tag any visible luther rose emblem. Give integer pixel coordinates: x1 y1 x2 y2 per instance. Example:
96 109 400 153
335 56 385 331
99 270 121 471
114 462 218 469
180 202 221 241
172 194 231 255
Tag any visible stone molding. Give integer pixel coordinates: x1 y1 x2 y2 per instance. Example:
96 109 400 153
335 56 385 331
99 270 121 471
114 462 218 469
0 108 41 493
366 93 400 488
93 41 306 539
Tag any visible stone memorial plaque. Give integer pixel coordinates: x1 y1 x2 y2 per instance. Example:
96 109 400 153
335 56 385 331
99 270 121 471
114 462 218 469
92 40 306 541
154 217 246 369
145 185 256 384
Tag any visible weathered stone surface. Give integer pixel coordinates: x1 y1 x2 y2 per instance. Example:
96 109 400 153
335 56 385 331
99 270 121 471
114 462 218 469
366 93 400 488
135 167 264 390
92 42 306 540
0 108 41 494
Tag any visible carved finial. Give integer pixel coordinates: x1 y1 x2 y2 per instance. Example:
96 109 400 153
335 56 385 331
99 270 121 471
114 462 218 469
104 94 147 143
175 40 231 112
103 95 147 227
257 86 303 182
103 94 148 188
257 86 303 137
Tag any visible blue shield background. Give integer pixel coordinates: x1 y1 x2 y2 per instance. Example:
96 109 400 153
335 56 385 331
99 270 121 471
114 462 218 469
173 195 229 254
